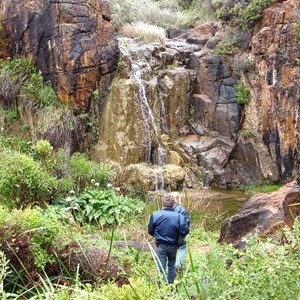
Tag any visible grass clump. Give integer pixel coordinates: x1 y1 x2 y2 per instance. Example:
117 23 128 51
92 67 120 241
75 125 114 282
120 22 166 45
241 182 282 197
0 57 58 109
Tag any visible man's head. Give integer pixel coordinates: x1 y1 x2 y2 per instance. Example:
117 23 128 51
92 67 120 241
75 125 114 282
162 194 175 208
169 191 181 205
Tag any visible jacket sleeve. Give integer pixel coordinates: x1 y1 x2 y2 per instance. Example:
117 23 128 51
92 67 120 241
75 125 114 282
179 214 189 237
148 214 155 237
182 209 190 228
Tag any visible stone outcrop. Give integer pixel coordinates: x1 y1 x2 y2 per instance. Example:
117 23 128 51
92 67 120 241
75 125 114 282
225 0 300 185
0 0 119 112
219 181 300 247
116 163 186 192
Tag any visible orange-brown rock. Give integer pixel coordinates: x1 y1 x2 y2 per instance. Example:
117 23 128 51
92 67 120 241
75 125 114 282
219 181 300 247
0 0 119 112
227 0 300 184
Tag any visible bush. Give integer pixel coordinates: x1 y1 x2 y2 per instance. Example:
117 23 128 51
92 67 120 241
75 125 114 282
0 150 56 208
0 206 129 295
235 81 251 104
0 206 60 290
213 0 276 30
120 22 166 45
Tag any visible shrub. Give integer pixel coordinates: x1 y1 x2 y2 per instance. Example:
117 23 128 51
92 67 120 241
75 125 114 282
120 22 166 45
213 0 276 30
35 104 77 152
214 29 241 56
235 81 251 104
0 150 56 208
0 207 60 290
57 188 145 226
0 57 36 107
33 140 53 160
233 57 256 78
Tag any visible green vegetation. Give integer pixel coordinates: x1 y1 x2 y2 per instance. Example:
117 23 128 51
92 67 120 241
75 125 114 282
120 22 166 45
239 128 256 138
0 57 58 109
55 188 144 226
214 29 240 56
110 0 187 31
241 183 282 197
213 0 276 30
233 57 256 78
235 81 251 104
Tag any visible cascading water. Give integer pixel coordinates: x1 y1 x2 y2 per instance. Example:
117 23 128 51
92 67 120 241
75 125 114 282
120 40 166 191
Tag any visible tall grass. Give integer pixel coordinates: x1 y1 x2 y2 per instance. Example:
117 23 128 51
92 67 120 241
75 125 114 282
110 0 188 30
120 22 166 45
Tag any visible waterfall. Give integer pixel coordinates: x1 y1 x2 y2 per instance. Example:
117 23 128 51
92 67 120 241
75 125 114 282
119 40 166 191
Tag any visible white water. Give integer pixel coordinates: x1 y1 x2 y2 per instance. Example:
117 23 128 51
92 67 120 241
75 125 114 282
119 40 166 191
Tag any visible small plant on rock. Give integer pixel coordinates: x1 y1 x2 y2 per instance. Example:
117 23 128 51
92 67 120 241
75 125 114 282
235 81 251 104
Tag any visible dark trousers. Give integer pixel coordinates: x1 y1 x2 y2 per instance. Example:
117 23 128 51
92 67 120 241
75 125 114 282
156 243 177 284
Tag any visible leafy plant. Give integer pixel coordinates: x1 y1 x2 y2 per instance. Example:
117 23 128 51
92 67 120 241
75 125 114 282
0 135 33 154
58 188 144 226
214 29 240 56
235 81 251 104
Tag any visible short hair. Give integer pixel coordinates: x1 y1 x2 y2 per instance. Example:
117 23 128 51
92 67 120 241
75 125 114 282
169 191 181 205
162 194 175 208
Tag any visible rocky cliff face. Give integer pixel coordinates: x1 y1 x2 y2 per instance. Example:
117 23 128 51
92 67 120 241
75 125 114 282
226 0 300 185
92 0 299 189
0 0 119 112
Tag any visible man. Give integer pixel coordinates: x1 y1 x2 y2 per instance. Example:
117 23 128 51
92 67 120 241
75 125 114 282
170 192 190 271
148 194 189 284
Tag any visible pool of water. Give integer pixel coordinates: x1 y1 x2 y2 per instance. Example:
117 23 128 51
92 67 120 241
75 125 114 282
181 188 249 218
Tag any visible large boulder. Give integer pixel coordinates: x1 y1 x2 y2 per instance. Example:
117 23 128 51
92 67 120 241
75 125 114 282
219 181 300 247
0 0 119 112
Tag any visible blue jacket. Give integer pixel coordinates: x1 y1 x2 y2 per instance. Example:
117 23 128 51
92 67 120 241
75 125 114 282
148 208 189 245
173 205 190 228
